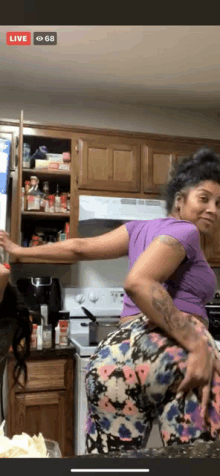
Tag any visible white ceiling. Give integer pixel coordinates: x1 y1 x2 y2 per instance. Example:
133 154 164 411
1 25 220 111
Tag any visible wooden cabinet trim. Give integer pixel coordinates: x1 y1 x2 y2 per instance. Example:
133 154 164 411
2 118 220 149
16 390 64 406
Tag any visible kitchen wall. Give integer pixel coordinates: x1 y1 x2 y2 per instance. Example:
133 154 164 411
1 92 220 140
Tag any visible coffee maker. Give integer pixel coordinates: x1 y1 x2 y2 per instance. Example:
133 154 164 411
16 277 63 332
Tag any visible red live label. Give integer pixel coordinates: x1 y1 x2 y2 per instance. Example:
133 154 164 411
6 32 31 45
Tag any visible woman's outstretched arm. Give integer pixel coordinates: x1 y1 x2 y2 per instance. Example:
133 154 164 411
0 225 129 262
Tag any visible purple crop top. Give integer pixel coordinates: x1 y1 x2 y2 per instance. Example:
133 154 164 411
121 217 217 326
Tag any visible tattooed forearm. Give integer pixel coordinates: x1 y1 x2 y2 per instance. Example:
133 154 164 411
151 283 199 343
125 278 204 351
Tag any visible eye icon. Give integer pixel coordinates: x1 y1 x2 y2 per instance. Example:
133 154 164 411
36 36 43 41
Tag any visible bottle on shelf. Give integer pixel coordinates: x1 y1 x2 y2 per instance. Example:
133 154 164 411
27 176 43 212
67 193 71 212
54 184 61 213
60 193 67 213
42 181 50 212
21 187 25 211
48 194 55 213
24 180 31 211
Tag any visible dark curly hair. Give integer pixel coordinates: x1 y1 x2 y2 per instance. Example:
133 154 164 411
161 148 220 215
0 282 32 389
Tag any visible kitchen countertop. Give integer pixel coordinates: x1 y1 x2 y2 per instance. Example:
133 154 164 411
29 342 77 359
8 340 77 360
78 441 220 458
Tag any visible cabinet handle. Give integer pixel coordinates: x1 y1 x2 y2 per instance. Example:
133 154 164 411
15 155 18 167
15 137 19 149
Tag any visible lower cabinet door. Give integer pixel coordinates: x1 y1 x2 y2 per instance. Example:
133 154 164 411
14 390 66 456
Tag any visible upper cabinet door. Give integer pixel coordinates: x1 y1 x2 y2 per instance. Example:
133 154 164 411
142 144 176 195
10 110 24 247
77 134 141 192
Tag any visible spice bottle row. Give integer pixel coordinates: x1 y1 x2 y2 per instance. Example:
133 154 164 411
21 176 70 213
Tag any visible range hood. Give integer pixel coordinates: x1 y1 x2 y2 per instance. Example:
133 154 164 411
79 195 167 224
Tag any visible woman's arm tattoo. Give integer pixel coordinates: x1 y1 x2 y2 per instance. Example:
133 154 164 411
156 235 186 255
151 283 199 342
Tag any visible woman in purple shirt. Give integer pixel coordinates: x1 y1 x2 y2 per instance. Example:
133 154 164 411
1 148 220 452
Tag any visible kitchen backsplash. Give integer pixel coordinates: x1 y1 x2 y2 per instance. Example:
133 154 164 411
11 257 129 288
11 262 220 297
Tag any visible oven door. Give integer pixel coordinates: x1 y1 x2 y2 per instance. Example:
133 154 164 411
74 354 90 455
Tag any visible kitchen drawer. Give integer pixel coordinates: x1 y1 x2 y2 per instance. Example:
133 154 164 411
17 359 66 392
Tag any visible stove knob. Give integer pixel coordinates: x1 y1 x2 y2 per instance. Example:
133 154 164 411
75 294 85 304
213 319 220 328
89 292 98 303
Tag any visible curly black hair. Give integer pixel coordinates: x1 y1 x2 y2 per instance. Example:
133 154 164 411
161 148 220 215
0 282 32 388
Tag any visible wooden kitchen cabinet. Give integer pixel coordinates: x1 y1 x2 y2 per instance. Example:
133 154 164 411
141 143 176 195
75 133 141 193
7 355 74 457
7 112 79 263
141 140 198 196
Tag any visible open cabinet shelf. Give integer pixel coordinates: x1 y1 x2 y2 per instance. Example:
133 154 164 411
22 168 70 177
6 111 79 263
21 211 70 219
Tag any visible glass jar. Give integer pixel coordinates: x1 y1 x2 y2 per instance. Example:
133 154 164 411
22 143 31 169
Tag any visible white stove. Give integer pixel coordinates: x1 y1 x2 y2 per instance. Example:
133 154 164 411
64 286 124 356
63 287 124 455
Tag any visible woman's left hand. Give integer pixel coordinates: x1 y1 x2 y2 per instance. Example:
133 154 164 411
177 324 220 418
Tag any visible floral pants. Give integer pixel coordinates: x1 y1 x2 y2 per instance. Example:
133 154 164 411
85 315 220 454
